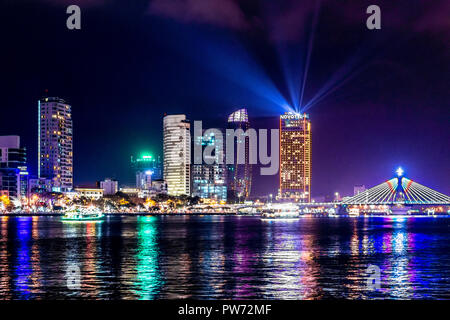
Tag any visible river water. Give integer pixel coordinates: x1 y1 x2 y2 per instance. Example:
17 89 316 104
0 215 449 299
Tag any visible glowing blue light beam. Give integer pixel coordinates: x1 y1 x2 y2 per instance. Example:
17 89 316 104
275 43 303 112
298 0 321 112
159 23 290 113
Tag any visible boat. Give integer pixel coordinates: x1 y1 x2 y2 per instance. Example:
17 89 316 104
62 206 105 221
348 207 360 217
261 203 300 220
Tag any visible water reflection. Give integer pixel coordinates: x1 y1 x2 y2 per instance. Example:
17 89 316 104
14 217 32 299
262 219 320 299
134 216 163 299
0 215 448 299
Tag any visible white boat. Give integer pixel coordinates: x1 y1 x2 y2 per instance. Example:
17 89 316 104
62 206 104 221
348 207 360 217
261 203 300 220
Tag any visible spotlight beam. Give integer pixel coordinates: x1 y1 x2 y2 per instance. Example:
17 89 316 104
299 0 321 112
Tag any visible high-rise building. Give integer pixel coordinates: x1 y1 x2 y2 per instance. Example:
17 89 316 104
163 114 191 196
131 154 162 190
192 129 227 202
279 112 311 202
0 136 28 199
226 108 252 202
38 97 73 192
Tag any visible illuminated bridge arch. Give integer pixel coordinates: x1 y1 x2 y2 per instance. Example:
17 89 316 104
342 177 450 205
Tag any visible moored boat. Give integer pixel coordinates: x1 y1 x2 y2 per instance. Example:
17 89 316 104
62 206 104 221
261 203 300 220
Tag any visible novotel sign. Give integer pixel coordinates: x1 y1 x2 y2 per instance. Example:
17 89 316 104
281 113 309 120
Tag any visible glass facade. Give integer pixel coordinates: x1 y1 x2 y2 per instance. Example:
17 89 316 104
131 154 162 189
0 136 28 199
192 130 227 202
226 108 252 202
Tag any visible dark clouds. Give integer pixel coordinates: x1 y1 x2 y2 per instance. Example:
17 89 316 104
148 0 249 30
146 0 450 44
38 0 450 45
41 0 105 6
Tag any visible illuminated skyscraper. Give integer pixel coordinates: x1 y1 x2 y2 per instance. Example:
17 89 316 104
192 129 227 202
163 114 191 196
38 97 73 192
226 108 252 202
279 112 311 202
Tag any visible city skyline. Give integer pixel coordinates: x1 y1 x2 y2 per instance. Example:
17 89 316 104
0 1 448 198
0 0 449 304
2 101 448 201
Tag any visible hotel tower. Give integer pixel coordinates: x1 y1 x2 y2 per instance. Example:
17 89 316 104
38 97 73 192
279 112 311 202
163 114 191 196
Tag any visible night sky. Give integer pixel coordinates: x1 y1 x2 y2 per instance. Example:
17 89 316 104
0 0 448 198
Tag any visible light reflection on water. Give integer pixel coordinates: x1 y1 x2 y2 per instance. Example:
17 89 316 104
0 215 449 299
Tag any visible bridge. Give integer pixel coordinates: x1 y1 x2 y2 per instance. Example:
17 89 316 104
287 168 449 215
341 173 450 206
235 168 450 215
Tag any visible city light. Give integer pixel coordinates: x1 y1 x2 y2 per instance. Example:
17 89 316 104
138 154 153 161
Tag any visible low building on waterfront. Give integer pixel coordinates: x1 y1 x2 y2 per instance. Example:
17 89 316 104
29 177 53 193
119 187 140 198
74 187 103 200
100 178 118 195
151 179 167 193
0 135 29 199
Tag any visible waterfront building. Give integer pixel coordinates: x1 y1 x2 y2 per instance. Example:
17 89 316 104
163 114 191 196
74 187 103 200
28 177 52 194
100 178 118 195
119 187 140 198
136 171 153 190
226 108 252 202
38 97 73 192
0 136 29 199
279 112 311 202
192 129 227 202
151 179 167 193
